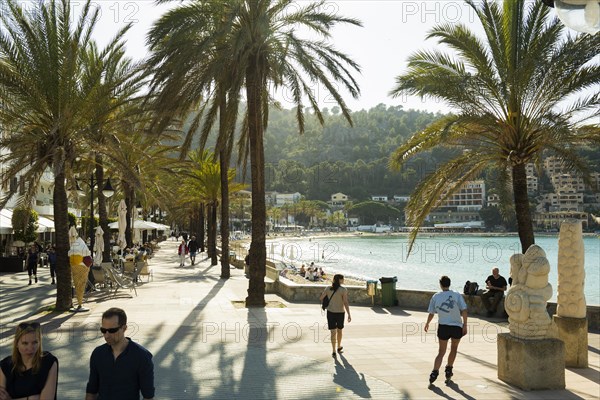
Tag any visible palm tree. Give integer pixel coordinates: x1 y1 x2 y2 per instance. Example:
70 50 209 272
179 150 244 265
229 0 362 306
0 0 131 310
148 1 361 303
79 41 144 262
147 0 241 279
103 110 182 247
389 0 600 254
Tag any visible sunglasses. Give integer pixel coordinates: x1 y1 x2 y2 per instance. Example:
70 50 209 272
100 326 122 334
18 322 40 330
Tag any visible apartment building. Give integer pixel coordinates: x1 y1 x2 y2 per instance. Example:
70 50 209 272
440 180 485 210
543 156 564 176
533 211 588 230
551 173 586 192
429 180 486 223
487 193 501 207
265 192 301 207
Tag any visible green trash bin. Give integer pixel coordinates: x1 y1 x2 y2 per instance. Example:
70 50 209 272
379 276 398 306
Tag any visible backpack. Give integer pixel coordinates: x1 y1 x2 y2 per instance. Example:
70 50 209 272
463 281 479 295
321 287 339 310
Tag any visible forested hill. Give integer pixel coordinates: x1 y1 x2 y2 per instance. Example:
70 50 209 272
264 104 442 164
261 104 447 201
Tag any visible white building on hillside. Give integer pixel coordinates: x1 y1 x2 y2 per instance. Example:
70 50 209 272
329 193 348 209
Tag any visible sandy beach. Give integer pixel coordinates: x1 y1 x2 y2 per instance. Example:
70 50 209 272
230 231 370 285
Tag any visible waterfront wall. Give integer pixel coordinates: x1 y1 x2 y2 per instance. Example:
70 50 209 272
274 276 600 332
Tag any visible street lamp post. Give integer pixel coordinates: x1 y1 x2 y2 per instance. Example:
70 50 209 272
77 175 114 252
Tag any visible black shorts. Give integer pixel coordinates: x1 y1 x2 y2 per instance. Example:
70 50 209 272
327 311 345 330
437 324 463 340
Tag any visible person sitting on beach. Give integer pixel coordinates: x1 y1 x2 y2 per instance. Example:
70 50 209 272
313 268 319 282
0 321 59 400
306 267 313 281
319 267 325 279
299 264 306 277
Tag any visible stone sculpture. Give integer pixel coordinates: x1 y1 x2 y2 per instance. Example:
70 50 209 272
505 244 556 339
554 219 588 368
556 220 586 318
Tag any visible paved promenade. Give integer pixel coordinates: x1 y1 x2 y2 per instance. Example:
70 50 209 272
1 239 598 399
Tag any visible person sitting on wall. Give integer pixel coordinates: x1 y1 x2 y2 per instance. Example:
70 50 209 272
481 267 508 317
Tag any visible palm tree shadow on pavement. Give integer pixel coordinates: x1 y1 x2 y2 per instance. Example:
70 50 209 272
237 307 276 398
333 355 371 398
150 278 227 398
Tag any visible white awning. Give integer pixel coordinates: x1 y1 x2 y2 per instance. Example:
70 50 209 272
0 208 55 233
108 219 169 231
0 209 12 234
37 215 55 232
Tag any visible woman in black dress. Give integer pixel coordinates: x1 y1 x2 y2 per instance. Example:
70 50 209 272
0 322 58 400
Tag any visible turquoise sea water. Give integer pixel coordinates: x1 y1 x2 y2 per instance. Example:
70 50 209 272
265 234 600 305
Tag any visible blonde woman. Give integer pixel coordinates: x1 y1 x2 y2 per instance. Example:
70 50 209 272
0 322 58 400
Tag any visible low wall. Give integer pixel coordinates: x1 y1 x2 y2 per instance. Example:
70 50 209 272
275 277 599 332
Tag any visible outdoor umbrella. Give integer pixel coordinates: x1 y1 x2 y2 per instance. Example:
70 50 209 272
93 226 104 266
133 219 141 245
117 199 127 250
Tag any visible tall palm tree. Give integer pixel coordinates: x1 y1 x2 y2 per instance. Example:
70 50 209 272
0 0 131 310
389 0 600 254
228 0 361 306
79 41 145 261
147 0 241 279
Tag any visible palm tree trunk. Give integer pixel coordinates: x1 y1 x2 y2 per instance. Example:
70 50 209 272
124 183 135 248
219 151 231 278
210 202 218 265
199 204 205 253
206 205 213 260
246 64 266 307
95 155 111 262
53 168 72 310
219 91 231 278
512 163 535 253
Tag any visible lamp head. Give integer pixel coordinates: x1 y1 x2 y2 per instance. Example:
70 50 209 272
102 179 115 198
550 0 600 34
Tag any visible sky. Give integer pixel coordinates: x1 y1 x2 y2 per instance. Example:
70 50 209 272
86 0 492 114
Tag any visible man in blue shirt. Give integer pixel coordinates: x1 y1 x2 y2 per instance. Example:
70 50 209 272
424 276 468 384
86 308 155 400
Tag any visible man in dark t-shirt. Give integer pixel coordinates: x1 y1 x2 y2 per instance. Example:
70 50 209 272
86 308 154 400
481 267 508 317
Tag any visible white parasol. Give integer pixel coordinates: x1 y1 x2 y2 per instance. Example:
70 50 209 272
117 199 127 250
93 226 104 266
133 219 141 245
